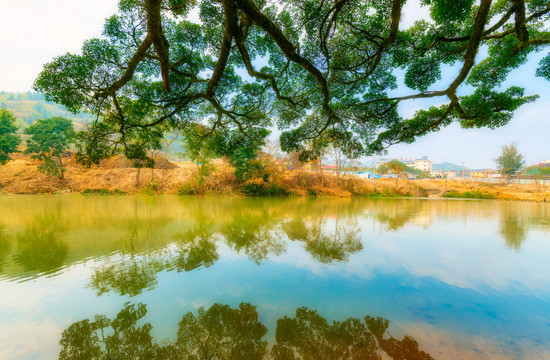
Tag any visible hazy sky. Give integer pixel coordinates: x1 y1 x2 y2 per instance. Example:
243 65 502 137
0 0 548 168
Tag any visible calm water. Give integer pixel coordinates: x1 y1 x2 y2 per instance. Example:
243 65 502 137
0 196 549 359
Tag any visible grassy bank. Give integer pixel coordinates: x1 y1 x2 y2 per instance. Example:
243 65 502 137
0 154 548 202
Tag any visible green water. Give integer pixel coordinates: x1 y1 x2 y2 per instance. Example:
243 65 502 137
0 196 549 359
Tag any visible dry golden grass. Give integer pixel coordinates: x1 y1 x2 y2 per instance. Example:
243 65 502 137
416 179 550 202
0 154 547 201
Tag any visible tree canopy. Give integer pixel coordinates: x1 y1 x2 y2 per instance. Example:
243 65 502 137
34 0 550 163
24 117 76 178
495 142 525 176
0 109 21 165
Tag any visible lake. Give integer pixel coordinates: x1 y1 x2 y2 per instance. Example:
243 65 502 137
0 196 549 359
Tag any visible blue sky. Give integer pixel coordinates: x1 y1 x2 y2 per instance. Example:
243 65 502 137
0 0 548 168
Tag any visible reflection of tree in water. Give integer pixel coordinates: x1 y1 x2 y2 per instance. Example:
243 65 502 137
274 307 433 360
88 200 207 297
89 222 220 297
172 221 219 272
0 225 11 273
374 200 426 231
59 303 432 360
169 303 268 359
283 217 362 264
89 256 168 297
498 204 528 251
13 215 68 273
89 203 368 296
222 210 285 263
118 199 174 253
59 302 162 360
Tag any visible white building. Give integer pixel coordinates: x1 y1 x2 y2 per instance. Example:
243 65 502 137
376 156 433 173
411 156 432 172
403 156 432 173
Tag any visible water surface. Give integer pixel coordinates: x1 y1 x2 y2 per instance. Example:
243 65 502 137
0 196 549 359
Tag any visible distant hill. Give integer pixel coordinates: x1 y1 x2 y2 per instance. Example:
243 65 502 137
0 91 92 130
432 162 468 172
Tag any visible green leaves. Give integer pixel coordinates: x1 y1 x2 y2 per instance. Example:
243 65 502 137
404 56 442 91
495 143 525 176
459 86 538 129
33 0 550 163
24 117 75 154
468 37 530 89
423 0 475 23
0 109 21 165
536 52 550 80
24 117 75 178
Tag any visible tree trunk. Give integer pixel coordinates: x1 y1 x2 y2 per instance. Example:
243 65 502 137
136 167 141 188
318 159 324 186
58 155 64 179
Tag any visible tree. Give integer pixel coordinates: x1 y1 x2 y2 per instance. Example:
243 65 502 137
377 159 409 185
495 143 525 178
24 117 75 179
326 139 358 179
34 1 549 165
0 109 21 165
181 123 218 183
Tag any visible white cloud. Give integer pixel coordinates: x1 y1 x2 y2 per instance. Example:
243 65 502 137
0 0 118 92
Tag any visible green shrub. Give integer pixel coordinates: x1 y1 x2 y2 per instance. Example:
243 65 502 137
444 190 495 199
178 183 196 196
363 188 404 197
265 184 287 196
81 188 127 195
241 182 287 196
307 188 318 196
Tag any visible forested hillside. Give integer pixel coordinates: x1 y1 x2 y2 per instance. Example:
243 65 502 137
0 91 92 130
432 162 468 172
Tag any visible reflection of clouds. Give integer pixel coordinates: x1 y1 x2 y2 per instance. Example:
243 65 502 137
0 280 44 316
273 217 550 295
0 318 62 360
0 266 94 359
401 322 550 360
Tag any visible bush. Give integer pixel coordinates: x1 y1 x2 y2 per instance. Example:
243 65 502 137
178 183 197 196
444 190 495 199
307 188 318 196
81 188 127 195
241 182 288 196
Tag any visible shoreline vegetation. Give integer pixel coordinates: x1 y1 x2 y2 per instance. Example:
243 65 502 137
0 154 548 202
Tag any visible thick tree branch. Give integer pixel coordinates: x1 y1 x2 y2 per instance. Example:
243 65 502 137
223 0 297 109
95 35 153 98
447 0 492 94
206 16 233 97
366 0 402 75
512 0 530 42
235 0 336 120
146 0 171 92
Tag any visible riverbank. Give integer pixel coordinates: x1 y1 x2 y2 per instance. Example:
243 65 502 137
0 155 548 201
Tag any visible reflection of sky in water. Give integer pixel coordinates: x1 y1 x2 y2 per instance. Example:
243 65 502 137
0 197 549 359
